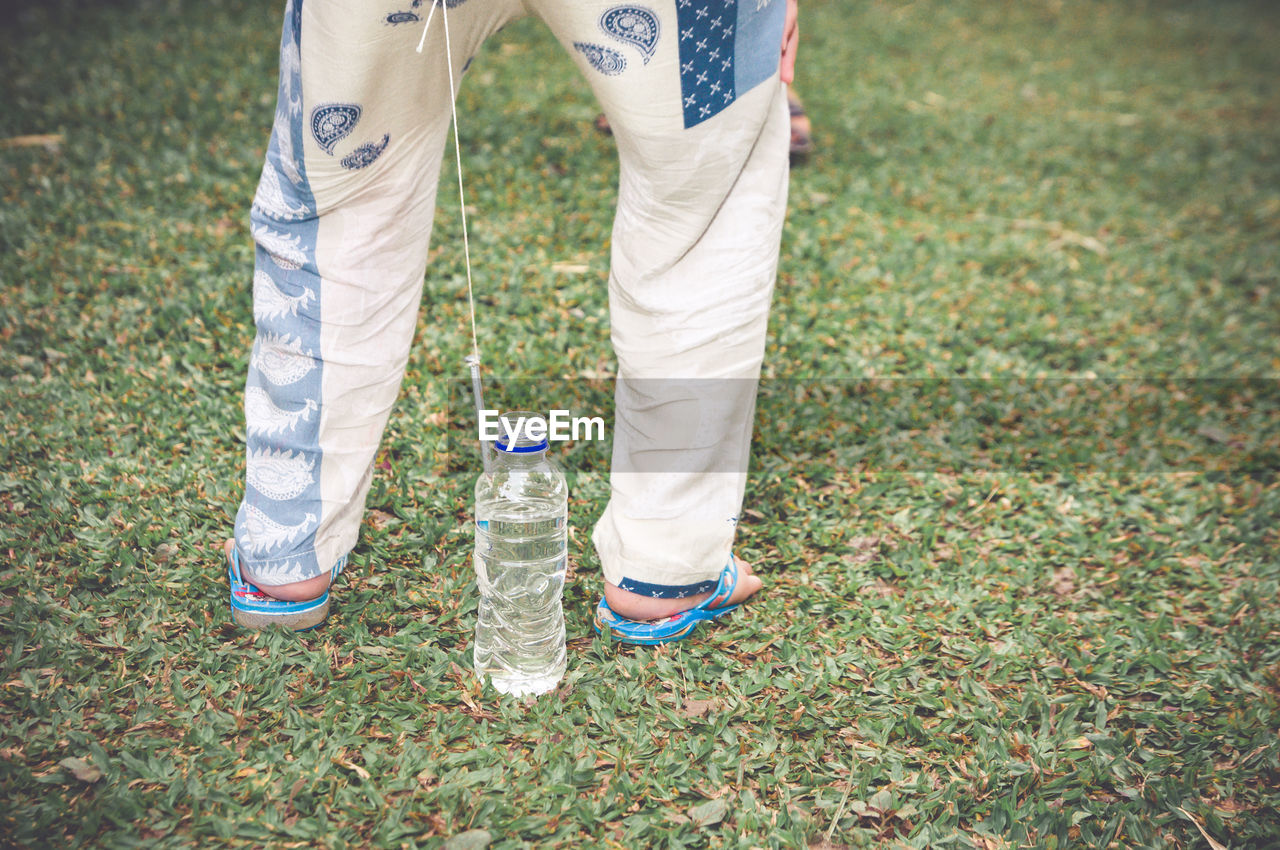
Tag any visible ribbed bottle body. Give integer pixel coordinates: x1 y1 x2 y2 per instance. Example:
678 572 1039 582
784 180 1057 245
472 428 567 696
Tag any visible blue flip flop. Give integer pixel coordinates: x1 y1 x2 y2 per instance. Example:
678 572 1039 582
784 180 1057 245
228 548 344 631
593 556 741 645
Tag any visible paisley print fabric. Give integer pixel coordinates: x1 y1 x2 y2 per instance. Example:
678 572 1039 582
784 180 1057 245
233 0 788 591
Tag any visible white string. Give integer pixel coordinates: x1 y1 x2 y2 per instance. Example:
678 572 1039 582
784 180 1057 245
416 0 481 365
414 2 438 54
416 1 491 472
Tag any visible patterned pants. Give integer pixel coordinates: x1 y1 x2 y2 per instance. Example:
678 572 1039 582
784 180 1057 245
235 0 790 598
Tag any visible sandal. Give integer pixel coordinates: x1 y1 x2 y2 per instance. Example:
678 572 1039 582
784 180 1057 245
593 556 742 645
228 548 344 631
788 90 814 159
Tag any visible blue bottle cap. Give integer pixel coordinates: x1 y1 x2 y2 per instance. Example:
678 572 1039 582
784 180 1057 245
492 410 550 453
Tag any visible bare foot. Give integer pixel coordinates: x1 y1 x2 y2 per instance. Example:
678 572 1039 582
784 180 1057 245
602 556 763 621
224 539 331 602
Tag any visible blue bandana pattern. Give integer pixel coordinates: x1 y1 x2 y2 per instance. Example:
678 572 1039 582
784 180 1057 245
601 6 660 64
340 133 391 170
575 42 628 75
617 576 720 599
311 104 362 155
236 0 326 584
676 0 784 128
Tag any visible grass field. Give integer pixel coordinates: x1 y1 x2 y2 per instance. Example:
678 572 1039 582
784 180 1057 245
2 0 1278 846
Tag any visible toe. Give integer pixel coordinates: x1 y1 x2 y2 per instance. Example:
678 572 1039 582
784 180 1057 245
726 556 763 606
728 572 763 606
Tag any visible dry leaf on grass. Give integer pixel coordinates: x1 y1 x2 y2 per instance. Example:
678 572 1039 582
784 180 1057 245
1 134 63 151
688 798 727 827
443 829 493 850
1176 807 1227 850
59 757 101 783
682 698 714 718
333 756 370 780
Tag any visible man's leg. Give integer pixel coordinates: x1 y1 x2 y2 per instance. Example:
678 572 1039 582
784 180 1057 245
532 0 790 616
232 0 522 599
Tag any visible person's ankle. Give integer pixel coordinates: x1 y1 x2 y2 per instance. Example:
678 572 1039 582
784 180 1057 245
250 572 331 602
603 556 763 621
225 539 331 602
603 582 713 621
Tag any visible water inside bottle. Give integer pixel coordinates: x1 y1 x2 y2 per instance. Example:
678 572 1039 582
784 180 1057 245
471 411 568 696
473 500 567 695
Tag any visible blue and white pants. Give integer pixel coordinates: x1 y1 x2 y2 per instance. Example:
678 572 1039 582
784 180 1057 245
234 0 790 598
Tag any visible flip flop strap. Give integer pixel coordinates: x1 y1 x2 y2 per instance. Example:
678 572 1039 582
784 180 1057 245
696 555 738 613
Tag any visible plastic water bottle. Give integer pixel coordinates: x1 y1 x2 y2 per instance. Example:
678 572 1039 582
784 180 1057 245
472 411 568 695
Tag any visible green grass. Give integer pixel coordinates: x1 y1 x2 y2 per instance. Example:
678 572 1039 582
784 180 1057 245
2 0 1279 846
